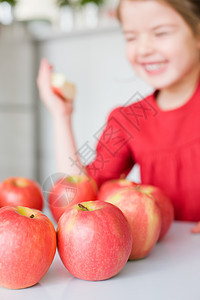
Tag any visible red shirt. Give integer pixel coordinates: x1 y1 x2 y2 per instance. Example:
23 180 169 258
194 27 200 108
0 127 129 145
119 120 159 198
87 81 200 221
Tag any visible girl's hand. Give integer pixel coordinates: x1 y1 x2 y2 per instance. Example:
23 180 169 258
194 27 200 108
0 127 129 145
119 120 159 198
190 222 200 233
37 58 74 118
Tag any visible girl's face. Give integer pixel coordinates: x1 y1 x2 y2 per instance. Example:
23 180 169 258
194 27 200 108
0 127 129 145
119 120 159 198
121 0 200 90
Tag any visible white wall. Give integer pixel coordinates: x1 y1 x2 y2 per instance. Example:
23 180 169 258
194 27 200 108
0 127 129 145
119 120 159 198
0 24 37 181
36 27 153 185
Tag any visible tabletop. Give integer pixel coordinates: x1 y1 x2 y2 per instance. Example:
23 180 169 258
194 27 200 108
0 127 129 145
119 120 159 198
1 221 200 300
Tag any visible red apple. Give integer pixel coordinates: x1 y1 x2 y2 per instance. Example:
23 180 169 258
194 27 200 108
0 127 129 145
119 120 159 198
135 184 174 241
49 175 98 222
0 206 56 289
51 72 76 101
57 200 132 281
105 187 161 260
0 177 44 211
97 178 136 202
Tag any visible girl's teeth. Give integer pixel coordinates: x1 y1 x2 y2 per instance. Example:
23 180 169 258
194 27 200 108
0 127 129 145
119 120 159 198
145 63 165 71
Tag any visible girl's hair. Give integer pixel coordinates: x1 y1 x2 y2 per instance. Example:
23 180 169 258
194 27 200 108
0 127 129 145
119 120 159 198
117 0 200 35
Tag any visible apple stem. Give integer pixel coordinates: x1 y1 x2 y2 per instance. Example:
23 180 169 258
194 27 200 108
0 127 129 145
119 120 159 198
135 185 140 191
78 203 89 211
30 214 35 218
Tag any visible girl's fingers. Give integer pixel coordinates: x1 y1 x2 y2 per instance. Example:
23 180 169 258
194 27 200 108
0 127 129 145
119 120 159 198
190 222 200 233
37 59 52 88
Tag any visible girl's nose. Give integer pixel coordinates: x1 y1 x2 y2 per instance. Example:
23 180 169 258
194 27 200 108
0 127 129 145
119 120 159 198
136 34 154 57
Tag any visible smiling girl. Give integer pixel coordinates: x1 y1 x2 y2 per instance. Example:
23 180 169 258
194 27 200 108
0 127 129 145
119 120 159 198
37 0 200 229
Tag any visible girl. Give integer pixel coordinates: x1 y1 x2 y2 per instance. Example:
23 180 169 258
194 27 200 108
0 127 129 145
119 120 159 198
37 0 200 230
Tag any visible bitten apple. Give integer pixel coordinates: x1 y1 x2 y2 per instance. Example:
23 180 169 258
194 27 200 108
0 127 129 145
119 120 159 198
135 184 174 240
97 178 136 202
49 175 98 222
57 200 132 281
0 206 56 289
0 177 44 211
105 187 161 260
51 72 76 101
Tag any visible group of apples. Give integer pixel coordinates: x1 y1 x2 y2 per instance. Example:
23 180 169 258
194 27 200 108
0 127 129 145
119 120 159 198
0 175 174 289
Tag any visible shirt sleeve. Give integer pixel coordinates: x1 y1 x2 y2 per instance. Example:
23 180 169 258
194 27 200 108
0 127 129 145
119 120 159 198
86 107 135 188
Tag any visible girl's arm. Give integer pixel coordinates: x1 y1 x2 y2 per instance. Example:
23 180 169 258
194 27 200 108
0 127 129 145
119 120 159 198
37 59 134 186
53 114 85 175
37 58 85 176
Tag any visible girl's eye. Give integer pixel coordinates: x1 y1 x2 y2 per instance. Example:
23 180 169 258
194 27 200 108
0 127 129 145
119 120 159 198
125 36 137 42
155 31 169 37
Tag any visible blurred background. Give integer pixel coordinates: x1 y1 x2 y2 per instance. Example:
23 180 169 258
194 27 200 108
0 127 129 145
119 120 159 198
0 0 153 187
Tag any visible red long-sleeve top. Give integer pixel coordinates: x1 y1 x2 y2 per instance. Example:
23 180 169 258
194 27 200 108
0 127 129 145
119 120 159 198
86 81 200 221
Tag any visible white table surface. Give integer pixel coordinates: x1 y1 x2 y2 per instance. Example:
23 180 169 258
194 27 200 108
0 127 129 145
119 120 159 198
1 221 200 300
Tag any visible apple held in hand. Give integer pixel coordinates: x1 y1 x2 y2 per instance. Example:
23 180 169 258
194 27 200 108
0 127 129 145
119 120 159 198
97 178 136 202
49 175 98 222
0 177 44 211
136 184 174 241
57 200 132 281
51 72 76 101
105 187 161 260
0 206 56 289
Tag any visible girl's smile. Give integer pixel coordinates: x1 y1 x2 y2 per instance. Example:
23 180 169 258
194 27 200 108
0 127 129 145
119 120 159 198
141 61 168 75
120 0 200 93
